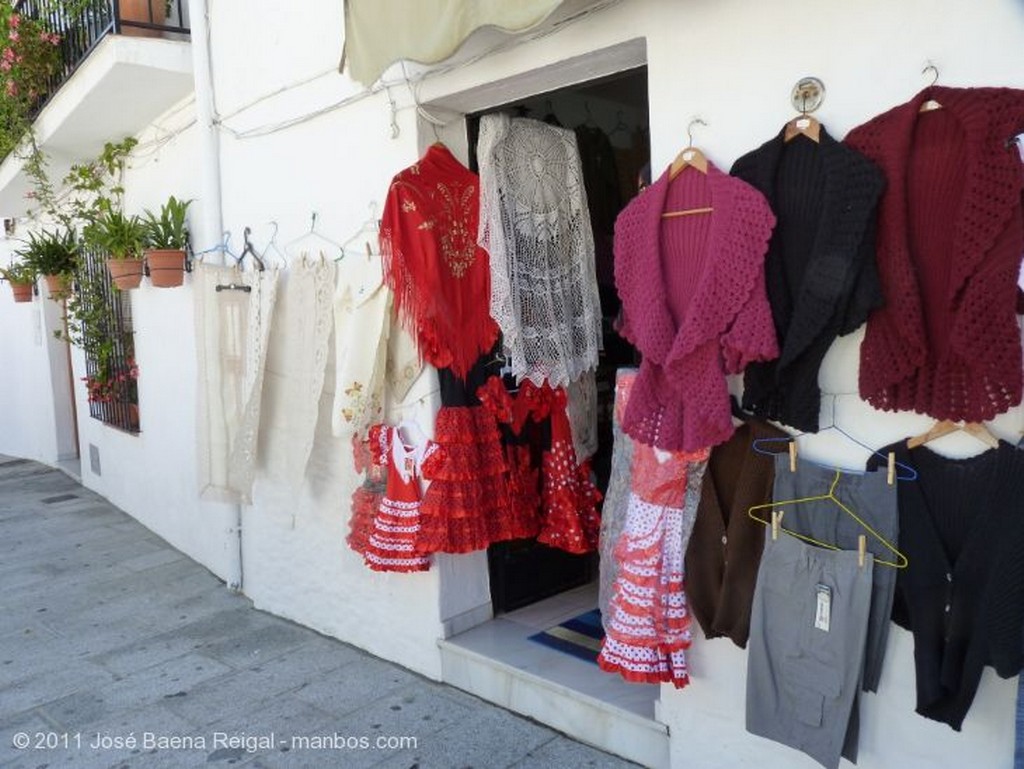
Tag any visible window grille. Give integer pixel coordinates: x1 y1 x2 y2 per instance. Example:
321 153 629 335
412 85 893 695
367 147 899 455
78 250 139 434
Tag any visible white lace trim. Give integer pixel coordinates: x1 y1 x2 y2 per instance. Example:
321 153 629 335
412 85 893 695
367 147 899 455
196 263 281 504
477 114 603 388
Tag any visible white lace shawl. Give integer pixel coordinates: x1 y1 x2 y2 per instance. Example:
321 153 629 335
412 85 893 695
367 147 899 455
257 256 335 491
195 262 280 504
477 114 602 388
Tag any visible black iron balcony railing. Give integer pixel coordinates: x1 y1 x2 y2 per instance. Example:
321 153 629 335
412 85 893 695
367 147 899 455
14 0 190 117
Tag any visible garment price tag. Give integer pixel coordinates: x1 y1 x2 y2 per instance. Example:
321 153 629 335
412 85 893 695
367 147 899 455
814 584 832 632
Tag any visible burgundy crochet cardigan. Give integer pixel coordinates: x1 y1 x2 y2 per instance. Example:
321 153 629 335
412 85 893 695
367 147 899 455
845 86 1024 421
614 162 778 452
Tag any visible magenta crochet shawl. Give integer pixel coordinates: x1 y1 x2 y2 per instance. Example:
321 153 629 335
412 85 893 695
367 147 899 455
614 162 778 452
846 86 1024 421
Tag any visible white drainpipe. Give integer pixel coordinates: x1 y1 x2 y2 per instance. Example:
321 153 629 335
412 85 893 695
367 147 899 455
187 0 242 592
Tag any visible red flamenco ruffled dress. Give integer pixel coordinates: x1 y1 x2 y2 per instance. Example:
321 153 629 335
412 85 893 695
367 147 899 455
476 375 602 555
418 350 540 553
346 433 385 557
537 387 602 554
598 440 709 688
362 423 442 573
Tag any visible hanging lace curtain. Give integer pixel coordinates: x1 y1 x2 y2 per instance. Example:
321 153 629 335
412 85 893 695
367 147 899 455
195 263 280 504
257 257 336 491
477 114 603 388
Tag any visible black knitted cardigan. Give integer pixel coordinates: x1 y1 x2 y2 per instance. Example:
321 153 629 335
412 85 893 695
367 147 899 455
869 441 1024 730
731 127 885 431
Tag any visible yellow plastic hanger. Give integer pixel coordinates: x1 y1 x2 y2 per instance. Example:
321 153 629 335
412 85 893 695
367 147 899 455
748 468 908 569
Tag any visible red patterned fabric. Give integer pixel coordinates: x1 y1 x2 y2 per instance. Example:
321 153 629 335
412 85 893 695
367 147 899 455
362 424 440 573
346 434 384 556
845 86 1024 421
614 162 777 452
598 441 709 688
380 144 500 379
537 390 601 554
418 406 538 553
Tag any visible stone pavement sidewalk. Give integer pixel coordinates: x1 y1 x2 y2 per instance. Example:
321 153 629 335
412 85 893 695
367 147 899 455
0 456 639 769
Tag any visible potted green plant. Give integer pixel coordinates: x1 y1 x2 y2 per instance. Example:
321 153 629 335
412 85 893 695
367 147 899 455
142 196 190 287
84 200 146 290
19 227 79 298
0 259 37 302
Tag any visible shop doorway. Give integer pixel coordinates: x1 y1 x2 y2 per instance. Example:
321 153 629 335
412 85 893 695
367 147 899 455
465 66 649 615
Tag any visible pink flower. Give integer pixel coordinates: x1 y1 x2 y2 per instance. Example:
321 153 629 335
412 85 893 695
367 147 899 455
49 33 60 45
0 59 11 72
2 47 15 62
9 14 20 29
8 30 19 42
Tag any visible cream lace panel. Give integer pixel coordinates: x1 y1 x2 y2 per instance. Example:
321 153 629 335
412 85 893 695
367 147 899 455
478 114 603 388
258 256 335 490
332 251 423 437
196 263 280 504
567 370 598 461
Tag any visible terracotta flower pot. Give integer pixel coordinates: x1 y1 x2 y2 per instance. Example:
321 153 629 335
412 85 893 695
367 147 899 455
119 0 167 37
106 258 144 290
43 273 68 298
145 249 186 288
9 281 33 302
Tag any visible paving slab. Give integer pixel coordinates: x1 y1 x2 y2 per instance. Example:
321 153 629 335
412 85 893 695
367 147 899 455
0 458 640 769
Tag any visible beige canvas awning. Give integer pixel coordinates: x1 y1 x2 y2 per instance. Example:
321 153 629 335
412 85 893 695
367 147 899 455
342 0 568 87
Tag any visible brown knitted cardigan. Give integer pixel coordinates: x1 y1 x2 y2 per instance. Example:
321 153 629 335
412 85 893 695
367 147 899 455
684 418 788 648
845 86 1024 421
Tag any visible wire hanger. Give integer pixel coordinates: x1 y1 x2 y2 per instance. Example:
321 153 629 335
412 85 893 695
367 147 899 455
237 227 266 272
906 419 999 450
285 212 344 262
784 77 823 143
193 230 238 263
748 469 908 569
919 62 942 112
609 110 629 137
339 202 381 262
815 395 917 483
259 221 289 268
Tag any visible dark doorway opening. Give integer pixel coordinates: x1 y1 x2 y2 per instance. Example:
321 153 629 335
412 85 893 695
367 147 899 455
466 66 650 614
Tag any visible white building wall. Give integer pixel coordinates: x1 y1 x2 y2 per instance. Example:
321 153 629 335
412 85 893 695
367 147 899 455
1 0 1023 765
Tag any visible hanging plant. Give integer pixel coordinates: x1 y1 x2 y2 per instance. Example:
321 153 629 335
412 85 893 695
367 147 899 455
0 257 37 302
18 227 79 297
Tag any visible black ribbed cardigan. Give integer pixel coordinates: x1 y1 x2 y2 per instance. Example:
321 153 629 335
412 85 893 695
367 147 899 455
869 441 1024 730
731 128 885 432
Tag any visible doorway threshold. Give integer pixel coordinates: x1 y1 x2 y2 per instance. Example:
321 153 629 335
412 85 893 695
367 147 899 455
438 583 668 769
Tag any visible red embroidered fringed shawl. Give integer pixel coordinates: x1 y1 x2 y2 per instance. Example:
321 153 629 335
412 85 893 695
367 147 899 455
380 144 499 379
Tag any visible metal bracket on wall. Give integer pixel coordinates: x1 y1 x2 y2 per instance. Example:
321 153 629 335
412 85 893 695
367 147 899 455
791 77 826 114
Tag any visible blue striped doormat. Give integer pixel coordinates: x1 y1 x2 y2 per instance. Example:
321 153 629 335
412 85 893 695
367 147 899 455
528 609 604 664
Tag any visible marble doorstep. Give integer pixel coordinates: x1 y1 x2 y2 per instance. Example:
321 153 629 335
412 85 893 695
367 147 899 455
439 588 668 769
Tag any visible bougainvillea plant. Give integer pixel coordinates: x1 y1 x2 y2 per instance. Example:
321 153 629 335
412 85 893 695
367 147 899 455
0 3 61 161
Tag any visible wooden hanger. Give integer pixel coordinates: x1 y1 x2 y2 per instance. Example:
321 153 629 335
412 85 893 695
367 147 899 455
919 62 942 112
906 419 999 449
664 118 712 219
669 118 709 179
784 114 821 143
750 469 908 568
